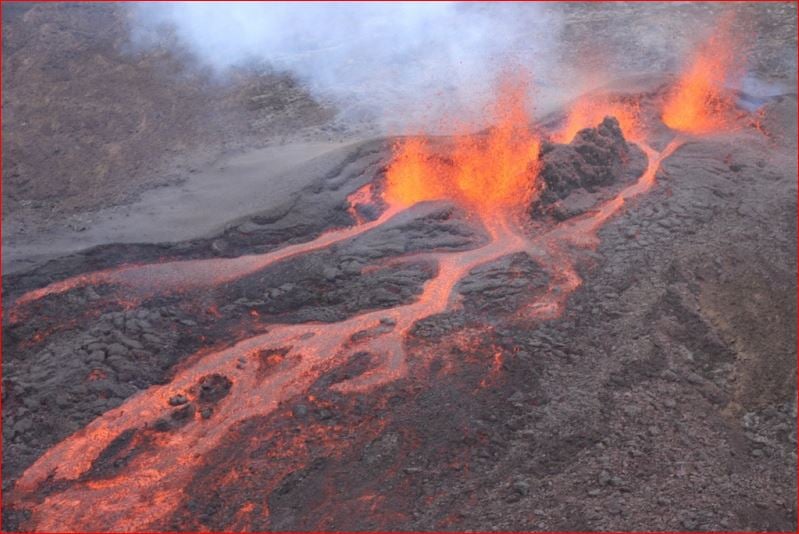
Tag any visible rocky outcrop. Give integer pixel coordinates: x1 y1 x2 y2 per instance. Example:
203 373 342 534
537 117 647 210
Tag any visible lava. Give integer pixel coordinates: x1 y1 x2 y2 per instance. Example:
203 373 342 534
553 95 643 143
384 136 447 208
662 16 742 134
450 76 541 215
10 187 402 313
18 51 751 528
385 75 540 221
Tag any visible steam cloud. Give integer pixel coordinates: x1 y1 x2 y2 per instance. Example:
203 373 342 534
130 2 564 133
130 3 790 134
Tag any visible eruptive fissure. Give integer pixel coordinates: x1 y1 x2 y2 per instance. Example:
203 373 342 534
8 28 753 530
662 16 741 135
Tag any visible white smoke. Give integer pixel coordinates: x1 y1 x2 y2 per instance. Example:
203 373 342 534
129 2 564 133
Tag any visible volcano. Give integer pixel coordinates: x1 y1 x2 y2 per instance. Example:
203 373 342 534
2 23 797 533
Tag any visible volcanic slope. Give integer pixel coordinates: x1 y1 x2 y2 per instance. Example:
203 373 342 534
2 82 797 531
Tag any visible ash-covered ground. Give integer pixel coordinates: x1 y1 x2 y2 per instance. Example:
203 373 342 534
2 81 797 531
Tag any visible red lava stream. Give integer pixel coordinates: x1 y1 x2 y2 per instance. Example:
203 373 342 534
11 198 404 311
11 136 683 532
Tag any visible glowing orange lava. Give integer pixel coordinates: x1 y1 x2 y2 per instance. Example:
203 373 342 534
451 77 541 215
553 96 643 143
384 76 540 220
384 137 447 208
10 188 403 313
12 72 695 531
662 17 741 134
11 137 684 532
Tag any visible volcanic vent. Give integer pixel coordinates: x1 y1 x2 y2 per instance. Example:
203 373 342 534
3 21 797 533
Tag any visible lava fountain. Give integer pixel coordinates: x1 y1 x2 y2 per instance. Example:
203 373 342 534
385 76 540 219
552 95 643 143
662 16 742 134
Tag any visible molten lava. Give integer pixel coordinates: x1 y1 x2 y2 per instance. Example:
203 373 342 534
10 189 403 312
384 137 446 208
385 76 540 220
451 78 540 215
10 68 711 531
553 96 643 143
662 18 741 134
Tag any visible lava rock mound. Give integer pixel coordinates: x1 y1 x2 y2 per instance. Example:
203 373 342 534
536 117 647 209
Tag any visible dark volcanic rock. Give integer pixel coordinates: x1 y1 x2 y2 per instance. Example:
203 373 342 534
537 117 647 208
198 374 233 404
169 394 189 406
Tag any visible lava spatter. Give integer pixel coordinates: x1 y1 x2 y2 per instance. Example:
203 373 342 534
553 95 643 144
385 75 541 218
662 15 743 135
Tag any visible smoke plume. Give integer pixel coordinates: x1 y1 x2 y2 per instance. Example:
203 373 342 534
130 2 563 133
130 3 794 134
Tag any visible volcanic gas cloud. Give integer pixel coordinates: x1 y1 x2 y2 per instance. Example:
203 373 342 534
7 21 754 532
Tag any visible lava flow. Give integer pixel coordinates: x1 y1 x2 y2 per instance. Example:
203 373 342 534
10 199 403 312
9 27 748 527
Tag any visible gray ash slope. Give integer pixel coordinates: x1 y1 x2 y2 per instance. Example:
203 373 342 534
2 96 797 531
